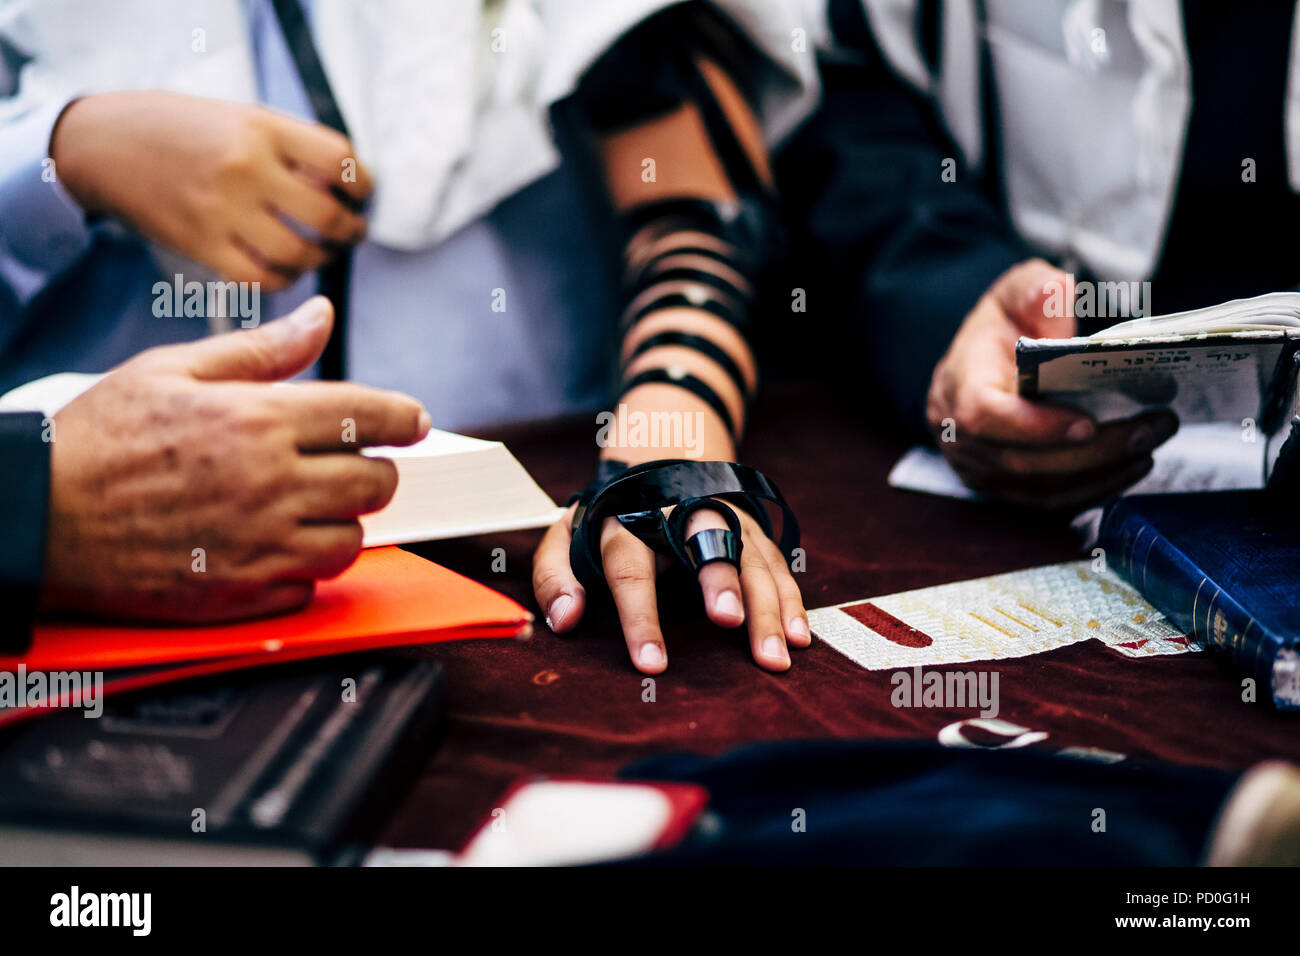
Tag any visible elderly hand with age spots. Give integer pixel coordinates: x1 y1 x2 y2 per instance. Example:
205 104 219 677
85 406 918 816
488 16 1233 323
41 297 430 622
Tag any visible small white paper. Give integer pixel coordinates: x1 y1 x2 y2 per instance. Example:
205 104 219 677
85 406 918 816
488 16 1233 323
889 421 1265 502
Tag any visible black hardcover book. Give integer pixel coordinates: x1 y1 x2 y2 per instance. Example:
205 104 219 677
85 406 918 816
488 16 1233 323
0 656 444 865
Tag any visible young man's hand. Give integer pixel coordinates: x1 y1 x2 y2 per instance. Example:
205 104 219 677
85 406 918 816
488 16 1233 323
51 91 372 290
534 495 809 676
532 375 808 677
926 259 1179 510
41 297 429 622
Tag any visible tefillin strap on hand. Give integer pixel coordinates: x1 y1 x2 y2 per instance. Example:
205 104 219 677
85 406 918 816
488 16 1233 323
568 459 800 590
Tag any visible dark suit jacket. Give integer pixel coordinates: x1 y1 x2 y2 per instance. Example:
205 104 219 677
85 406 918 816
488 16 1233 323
774 0 1300 439
0 411 50 653
774 0 1033 440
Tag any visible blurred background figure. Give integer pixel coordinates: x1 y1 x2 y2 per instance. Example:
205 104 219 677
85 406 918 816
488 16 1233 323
0 0 813 428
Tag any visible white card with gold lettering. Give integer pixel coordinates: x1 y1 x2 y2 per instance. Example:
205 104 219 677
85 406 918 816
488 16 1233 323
807 561 1202 671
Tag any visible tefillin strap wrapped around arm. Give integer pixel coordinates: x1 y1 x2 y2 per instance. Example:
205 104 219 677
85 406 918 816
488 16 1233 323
568 2 784 444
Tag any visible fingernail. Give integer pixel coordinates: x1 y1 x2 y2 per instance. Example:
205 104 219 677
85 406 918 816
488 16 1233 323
715 590 743 621
548 594 574 630
762 636 787 661
788 617 810 640
291 297 330 330
1127 426 1153 456
417 409 432 434
639 643 665 669
1066 420 1095 442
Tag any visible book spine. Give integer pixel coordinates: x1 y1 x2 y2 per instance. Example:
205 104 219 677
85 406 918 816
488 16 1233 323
1098 499 1298 710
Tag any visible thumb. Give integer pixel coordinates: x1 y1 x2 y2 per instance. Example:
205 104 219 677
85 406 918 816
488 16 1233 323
532 507 587 635
995 259 1076 339
173 296 334 382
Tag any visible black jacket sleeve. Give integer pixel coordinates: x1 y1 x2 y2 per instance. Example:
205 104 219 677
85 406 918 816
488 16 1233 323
776 0 1036 438
0 411 51 653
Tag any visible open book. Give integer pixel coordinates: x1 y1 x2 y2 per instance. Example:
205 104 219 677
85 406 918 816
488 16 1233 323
1016 291 1300 484
0 373 565 547
359 430 564 546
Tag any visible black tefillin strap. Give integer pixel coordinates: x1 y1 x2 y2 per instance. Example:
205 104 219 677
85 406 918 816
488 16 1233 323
567 459 632 507
571 3 785 443
627 330 753 402
620 368 737 437
618 196 773 338
617 195 774 441
568 459 800 589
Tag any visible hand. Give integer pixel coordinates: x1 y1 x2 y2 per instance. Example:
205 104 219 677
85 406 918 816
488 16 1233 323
926 259 1179 509
41 296 430 623
50 91 372 291
533 489 809 675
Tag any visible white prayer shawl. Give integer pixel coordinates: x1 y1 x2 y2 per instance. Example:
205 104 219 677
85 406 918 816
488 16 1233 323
857 0 1300 282
0 0 820 251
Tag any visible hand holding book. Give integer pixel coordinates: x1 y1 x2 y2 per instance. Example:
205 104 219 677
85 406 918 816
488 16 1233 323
1015 289 1300 490
926 259 1180 509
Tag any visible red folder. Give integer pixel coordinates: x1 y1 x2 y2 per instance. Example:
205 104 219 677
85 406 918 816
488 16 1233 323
0 547 529 725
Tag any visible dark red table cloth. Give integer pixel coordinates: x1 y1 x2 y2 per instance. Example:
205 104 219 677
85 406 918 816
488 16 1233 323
378 383 1298 850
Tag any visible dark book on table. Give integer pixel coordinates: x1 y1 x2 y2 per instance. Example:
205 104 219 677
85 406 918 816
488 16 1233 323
0 656 445 865
1098 491 1300 709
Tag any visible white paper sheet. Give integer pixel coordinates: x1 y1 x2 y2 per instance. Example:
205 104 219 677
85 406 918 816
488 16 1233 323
888 421 1266 502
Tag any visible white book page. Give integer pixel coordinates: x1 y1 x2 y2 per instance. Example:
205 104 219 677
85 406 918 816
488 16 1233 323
1097 291 1300 337
364 429 493 459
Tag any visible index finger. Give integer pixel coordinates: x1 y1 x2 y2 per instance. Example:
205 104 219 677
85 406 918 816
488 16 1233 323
271 382 429 450
600 518 668 674
267 114 374 201
532 506 587 634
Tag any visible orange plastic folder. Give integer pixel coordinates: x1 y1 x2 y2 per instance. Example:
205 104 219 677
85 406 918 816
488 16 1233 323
7 547 531 672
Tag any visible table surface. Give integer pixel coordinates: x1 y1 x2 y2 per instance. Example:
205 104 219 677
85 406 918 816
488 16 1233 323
377 382 1300 851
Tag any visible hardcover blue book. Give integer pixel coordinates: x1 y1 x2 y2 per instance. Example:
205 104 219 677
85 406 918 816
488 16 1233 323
1098 491 1300 710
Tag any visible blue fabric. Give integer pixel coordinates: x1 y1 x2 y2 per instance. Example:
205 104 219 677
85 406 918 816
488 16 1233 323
1100 491 1300 709
618 740 1236 865
0 50 208 389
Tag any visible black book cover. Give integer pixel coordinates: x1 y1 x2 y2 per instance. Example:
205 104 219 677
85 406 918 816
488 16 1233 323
0 656 444 865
